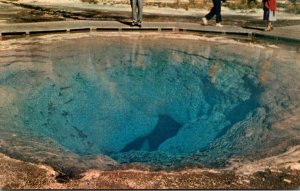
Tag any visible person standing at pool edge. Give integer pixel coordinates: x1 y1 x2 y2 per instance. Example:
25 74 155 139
131 0 143 27
202 0 225 27
263 0 276 31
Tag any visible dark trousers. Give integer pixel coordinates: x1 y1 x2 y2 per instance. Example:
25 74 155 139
205 0 222 23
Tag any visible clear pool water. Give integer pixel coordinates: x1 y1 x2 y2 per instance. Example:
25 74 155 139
0 33 299 169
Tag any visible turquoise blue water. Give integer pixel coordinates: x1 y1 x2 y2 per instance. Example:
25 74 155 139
19 38 259 157
1 34 299 168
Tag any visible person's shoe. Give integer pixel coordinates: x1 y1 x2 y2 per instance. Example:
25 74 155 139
264 26 272 31
131 21 137 26
202 17 208 25
216 23 223 27
137 22 142 27
264 22 274 31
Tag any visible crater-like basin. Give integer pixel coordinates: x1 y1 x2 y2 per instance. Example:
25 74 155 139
0 33 299 171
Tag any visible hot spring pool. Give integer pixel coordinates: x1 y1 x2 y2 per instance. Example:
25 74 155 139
0 32 299 171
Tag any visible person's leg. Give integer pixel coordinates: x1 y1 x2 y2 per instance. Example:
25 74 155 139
263 7 273 31
214 0 222 23
269 10 276 29
131 0 137 23
205 6 216 21
263 6 269 22
203 0 218 25
137 0 143 25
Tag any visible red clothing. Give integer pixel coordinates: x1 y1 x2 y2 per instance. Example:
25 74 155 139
265 0 276 12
